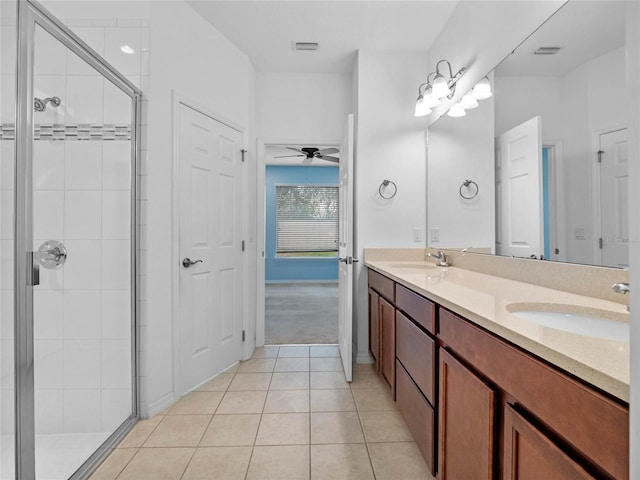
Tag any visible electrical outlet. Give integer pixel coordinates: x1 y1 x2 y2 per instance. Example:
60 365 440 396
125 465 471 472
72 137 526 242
431 228 440 243
413 228 422 243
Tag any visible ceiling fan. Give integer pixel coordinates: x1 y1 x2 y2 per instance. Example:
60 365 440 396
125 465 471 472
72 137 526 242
273 147 340 163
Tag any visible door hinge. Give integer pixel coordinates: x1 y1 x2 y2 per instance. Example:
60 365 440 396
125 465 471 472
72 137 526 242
241 149 247 162
599 237 603 249
242 240 245 252
597 150 604 163
242 330 245 342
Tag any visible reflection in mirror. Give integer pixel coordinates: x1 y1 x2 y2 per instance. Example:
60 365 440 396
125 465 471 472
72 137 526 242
427 0 628 268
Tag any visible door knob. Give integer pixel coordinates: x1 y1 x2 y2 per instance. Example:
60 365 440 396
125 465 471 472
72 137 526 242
339 257 348 263
182 258 203 268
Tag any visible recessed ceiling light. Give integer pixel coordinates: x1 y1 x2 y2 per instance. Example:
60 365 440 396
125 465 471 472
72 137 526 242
120 45 135 55
293 42 319 51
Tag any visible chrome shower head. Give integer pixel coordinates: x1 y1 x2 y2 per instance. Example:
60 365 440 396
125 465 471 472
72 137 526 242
34 96 61 112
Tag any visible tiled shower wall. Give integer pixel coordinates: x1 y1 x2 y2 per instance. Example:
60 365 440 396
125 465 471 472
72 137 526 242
0 15 149 435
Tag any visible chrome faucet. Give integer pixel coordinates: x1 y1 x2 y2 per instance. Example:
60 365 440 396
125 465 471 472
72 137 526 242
427 250 449 267
612 283 630 312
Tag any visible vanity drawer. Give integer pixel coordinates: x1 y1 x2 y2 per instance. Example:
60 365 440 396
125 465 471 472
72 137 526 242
368 269 395 302
439 308 629 480
395 311 435 405
396 359 435 476
395 284 436 334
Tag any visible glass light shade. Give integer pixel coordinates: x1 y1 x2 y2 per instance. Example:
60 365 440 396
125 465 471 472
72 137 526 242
472 77 492 100
460 92 479 109
414 96 431 117
423 88 440 108
432 74 451 99
447 102 466 118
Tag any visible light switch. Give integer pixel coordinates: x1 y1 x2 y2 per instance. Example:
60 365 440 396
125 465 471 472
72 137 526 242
574 227 585 240
413 228 422 242
431 228 440 243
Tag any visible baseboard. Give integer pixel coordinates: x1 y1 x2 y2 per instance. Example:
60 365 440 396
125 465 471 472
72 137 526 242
265 280 338 284
143 392 175 419
356 352 374 364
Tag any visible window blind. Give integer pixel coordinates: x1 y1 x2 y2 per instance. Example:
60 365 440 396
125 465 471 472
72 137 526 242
276 185 339 255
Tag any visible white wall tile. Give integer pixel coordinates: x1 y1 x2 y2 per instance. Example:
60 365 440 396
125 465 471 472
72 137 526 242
101 239 129 289
33 190 64 239
63 239 101 289
101 339 131 389
65 141 102 189
63 290 101 340
0 74 16 123
0 26 16 74
104 27 141 76
66 75 104 124
102 190 130 239
63 339 100 389
34 25 67 76
101 290 131 340
102 141 131 189
33 290 64 340
0 291 13 339
101 389 131 431
0 339 13 389
0 388 14 435
34 339 63 390
33 141 65 190
104 79 132 124
0 190 14 239
35 389 63 434
63 389 101 433
1 140 15 190
64 191 102 239
0 240 14 292
67 27 105 75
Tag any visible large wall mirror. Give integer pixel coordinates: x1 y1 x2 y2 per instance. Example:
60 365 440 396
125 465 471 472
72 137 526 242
427 0 628 268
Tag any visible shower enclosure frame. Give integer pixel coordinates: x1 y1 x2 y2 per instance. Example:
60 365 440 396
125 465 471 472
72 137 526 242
13 1 141 478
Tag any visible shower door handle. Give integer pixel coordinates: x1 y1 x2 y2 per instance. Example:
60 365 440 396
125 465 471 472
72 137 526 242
29 252 40 286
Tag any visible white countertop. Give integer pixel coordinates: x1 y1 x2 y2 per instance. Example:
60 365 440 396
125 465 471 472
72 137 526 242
365 259 630 402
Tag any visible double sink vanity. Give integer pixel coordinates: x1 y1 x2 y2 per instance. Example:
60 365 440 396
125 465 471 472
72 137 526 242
365 248 630 480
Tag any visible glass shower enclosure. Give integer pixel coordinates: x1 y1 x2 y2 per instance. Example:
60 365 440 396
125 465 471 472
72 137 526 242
1 1 139 478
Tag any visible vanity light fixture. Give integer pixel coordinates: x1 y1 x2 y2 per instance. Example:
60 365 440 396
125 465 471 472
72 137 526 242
120 44 135 55
414 60 465 118
472 76 493 100
447 102 466 118
460 92 479 109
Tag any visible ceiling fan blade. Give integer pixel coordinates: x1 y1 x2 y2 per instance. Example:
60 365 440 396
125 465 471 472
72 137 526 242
320 155 340 163
317 147 339 155
286 147 305 154
273 154 306 158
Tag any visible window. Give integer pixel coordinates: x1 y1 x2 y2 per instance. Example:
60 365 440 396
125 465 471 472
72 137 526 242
276 185 339 257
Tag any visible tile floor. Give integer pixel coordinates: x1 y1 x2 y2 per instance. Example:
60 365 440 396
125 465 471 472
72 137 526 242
89 345 433 480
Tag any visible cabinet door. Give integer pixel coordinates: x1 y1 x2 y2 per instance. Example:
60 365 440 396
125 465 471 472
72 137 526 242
368 288 380 367
379 296 395 393
438 349 496 480
503 404 595 480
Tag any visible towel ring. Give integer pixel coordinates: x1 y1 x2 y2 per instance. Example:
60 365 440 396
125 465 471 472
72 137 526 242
379 179 397 199
460 179 479 199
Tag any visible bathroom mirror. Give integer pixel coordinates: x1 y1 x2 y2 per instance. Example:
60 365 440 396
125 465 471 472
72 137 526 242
427 0 628 268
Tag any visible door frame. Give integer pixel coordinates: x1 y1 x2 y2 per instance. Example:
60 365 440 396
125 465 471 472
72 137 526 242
591 125 627 266
171 92 249 397
255 138 341 347
14 1 141 478
541 141 564 262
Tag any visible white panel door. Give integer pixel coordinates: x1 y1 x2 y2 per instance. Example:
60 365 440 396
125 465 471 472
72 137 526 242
178 103 244 395
338 114 355 382
495 116 543 258
599 128 628 268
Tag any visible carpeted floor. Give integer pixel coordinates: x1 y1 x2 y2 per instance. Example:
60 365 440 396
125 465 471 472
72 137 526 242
265 283 338 344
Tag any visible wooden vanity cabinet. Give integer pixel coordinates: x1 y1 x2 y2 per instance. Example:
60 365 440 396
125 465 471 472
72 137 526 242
438 348 496 480
503 404 595 480
367 270 395 388
379 296 395 391
368 288 380 366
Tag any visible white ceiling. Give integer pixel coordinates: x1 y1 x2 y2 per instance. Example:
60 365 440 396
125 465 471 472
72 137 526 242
186 1 459 73
495 1 625 77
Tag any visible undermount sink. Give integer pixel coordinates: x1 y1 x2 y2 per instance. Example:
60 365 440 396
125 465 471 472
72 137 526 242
508 306 629 342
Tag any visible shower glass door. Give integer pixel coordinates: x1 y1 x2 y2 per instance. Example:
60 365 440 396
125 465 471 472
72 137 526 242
12 2 140 478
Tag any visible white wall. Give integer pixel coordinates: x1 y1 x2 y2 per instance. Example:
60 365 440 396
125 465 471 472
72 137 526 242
427 98 495 251
626 1 639 476
256 72 351 144
354 49 427 362
143 1 255 417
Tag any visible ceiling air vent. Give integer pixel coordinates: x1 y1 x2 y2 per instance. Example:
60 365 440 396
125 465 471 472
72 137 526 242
293 42 319 51
534 47 561 55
